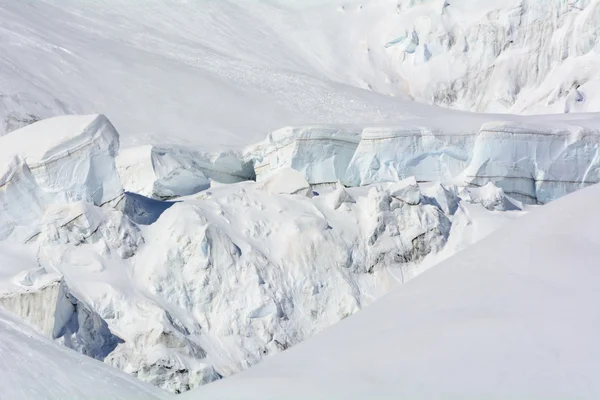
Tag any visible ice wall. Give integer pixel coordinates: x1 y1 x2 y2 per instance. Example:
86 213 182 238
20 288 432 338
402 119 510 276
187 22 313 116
249 126 362 185
463 122 600 204
345 126 476 186
249 119 600 204
0 114 123 242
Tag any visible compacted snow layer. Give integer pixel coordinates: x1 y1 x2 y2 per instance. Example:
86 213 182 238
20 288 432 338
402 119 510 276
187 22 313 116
250 116 600 204
188 176 600 400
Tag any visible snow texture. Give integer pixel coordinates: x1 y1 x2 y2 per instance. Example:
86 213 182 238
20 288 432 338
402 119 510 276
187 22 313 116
2 0 600 396
6 0 600 151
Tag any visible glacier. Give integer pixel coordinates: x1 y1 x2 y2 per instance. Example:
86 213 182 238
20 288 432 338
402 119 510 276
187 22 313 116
4 0 600 396
117 146 254 200
0 114 542 393
187 171 600 400
2 111 600 394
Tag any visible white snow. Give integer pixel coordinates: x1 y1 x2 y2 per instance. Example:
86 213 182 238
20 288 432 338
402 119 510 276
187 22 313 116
463 121 600 203
5 0 600 151
188 180 600 400
250 126 362 184
0 305 169 400
3 0 600 397
117 146 254 199
248 117 600 204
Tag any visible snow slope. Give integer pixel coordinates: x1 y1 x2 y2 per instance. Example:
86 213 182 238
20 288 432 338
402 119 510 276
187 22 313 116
0 288 168 400
277 0 600 114
189 175 600 400
0 0 437 148
4 0 600 150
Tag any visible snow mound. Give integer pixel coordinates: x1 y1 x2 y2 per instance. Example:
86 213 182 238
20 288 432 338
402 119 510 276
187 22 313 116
467 182 523 212
256 167 313 196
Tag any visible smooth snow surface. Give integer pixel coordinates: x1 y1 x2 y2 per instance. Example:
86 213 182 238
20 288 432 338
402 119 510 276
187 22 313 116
5 0 600 149
0 305 168 399
189 181 600 400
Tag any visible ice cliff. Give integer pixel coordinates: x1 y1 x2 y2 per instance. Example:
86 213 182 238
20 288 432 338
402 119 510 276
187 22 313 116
0 114 122 242
250 116 600 204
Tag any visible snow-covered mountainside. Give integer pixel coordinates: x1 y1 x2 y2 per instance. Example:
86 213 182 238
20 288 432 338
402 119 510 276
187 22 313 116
3 0 600 397
3 0 600 148
188 178 600 400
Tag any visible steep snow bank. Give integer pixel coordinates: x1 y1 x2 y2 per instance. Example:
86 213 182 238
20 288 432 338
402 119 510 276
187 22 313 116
249 126 361 184
463 121 600 203
345 125 476 186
